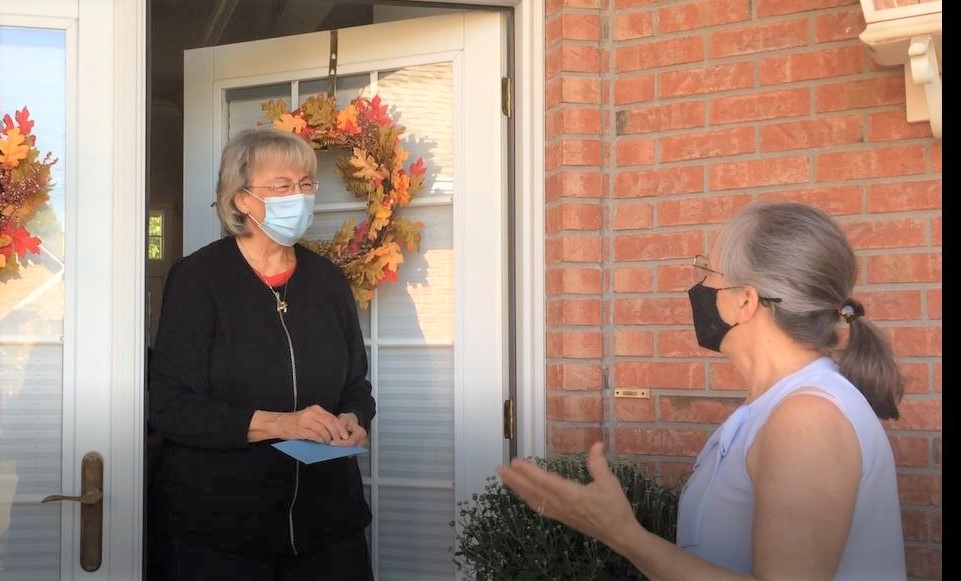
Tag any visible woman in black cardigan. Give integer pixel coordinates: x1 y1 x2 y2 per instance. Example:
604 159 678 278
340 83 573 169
149 128 376 580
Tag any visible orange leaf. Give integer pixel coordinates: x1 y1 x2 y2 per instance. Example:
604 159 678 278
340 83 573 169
0 127 29 168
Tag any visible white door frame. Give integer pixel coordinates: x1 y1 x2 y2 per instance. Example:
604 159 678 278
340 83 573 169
0 0 146 578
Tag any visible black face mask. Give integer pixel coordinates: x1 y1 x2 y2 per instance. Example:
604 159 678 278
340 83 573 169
688 282 737 352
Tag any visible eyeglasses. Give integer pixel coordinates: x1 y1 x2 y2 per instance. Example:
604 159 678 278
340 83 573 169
245 179 319 195
692 255 782 304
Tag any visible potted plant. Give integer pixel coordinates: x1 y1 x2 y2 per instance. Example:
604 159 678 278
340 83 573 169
453 453 680 581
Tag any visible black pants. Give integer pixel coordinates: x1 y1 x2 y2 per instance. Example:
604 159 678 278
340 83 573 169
161 529 374 581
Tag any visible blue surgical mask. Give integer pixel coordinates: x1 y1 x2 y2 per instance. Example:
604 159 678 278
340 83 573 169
245 191 315 246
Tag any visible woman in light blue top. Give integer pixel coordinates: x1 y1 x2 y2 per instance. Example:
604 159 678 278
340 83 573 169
499 201 907 580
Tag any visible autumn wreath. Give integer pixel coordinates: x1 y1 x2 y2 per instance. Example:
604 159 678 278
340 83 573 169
0 103 57 277
261 94 425 309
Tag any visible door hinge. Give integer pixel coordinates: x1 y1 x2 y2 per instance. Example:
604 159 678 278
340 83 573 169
503 398 516 440
501 76 513 119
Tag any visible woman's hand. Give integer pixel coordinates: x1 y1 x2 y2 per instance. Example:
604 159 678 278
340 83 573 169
496 441 641 551
330 412 368 447
249 405 349 443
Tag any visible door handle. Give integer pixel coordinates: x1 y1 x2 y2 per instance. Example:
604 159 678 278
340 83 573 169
41 452 104 572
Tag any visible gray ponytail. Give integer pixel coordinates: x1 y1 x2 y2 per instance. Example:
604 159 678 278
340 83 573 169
717 201 904 419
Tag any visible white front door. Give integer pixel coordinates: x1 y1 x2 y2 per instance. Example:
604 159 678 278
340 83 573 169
0 1 144 580
182 12 508 580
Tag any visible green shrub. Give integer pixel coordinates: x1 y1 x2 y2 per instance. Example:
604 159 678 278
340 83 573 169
452 454 680 581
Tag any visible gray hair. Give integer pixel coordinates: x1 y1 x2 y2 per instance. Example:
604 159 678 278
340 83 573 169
715 201 904 419
215 128 318 236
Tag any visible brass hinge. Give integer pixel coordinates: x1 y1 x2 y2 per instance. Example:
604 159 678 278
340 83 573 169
501 76 513 118
503 398 516 440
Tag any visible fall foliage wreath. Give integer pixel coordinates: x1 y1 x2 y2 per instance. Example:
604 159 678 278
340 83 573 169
262 94 425 309
0 103 57 277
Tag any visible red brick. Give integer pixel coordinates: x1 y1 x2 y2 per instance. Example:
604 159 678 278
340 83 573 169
657 264 696 292
660 127 754 162
815 7 865 42
546 170 604 200
758 0 860 17
614 231 702 261
889 327 942 358
932 509 941 542
614 298 693 325
896 473 941 506
711 89 809 124
710 362 745 390
901 363 930 395
615 361 706 390
548 426 603 454
614 329 655 356
547 267 602 295
547 139 603 169
615 36 704 72
841 218 926 250
866 253 941 283
547 45 602 77
547 363 603 391
868 110 934 141
709 19 807 58
547 0 601 11
855 290 922 321
616 138 655 166
886 399 942 431
932 216 940 246
614 167 704 197
547 13 601 44
709 156 809 191
928 289 940 320
618 101 705 134
547 393 603 421
816 76 904 112
614 0 660 6
866 180 941 212
658 461 694 486
612 267 654 293
760 116 862 152
934 364 941 393
933 436 941 464
547 203 602 233
613 202 654 231
547 298 602 326
660 62 754 98
613 11 654 41
889 436 930 468
900 509 929 541
759 186 863 215
816 146 926 181
547 108 602 138
657 0 750 33
658 330 723 358
615 427 709 457
546 235 602 263
761 46 864 85
657 195 753 226
615 398 655 422
614 75 655 105
905 547 942 580
660 396 741 424
931 142 941 172
547 76 602 108
547 331 603 358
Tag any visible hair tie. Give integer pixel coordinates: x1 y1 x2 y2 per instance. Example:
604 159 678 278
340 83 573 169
839 299 865 324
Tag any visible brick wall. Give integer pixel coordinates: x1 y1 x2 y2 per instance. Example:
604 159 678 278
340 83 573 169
544 0 942 578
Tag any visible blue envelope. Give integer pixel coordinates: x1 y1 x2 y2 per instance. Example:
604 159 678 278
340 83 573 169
272 440 369 464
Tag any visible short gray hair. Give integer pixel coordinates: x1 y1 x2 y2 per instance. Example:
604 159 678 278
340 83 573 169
715 201 904 419
215 128 318 236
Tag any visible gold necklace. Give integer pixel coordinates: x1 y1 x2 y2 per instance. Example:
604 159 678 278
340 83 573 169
238 237 292 314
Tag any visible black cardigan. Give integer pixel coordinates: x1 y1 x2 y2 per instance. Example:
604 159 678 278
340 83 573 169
149 237 375 555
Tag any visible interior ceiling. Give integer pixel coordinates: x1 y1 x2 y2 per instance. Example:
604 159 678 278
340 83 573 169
150 0 376 108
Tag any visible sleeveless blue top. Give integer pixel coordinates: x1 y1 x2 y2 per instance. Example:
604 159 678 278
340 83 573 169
676 357 906 579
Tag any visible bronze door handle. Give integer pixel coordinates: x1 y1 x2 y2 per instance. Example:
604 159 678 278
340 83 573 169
40 452 104 572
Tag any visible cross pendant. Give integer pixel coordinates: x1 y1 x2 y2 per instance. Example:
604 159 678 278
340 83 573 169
277 300 288 314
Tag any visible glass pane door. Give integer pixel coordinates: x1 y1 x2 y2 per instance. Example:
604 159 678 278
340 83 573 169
0 25 67 580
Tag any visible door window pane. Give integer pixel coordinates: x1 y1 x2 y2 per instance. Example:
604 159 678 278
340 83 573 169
0 25 67 581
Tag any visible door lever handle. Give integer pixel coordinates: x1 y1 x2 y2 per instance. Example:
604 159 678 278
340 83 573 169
41 490 103 505
40 452 104 571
